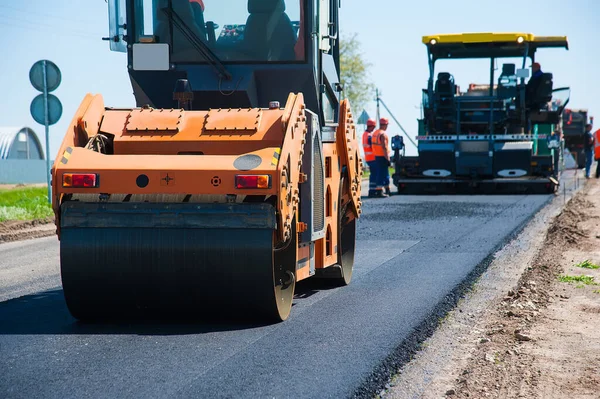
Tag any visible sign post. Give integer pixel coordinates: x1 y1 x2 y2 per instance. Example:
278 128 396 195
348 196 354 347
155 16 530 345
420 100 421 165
29 60 62 203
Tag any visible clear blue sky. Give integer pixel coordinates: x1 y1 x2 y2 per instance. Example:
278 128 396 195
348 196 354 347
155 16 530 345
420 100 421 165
0 0 598 157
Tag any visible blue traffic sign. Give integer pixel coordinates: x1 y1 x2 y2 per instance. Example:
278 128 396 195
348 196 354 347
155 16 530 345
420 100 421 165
29 60 61 93
30 94 62 126
357 110 370 125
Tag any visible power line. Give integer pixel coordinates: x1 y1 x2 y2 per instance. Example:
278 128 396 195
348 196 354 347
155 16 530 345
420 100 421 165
376 93 418 149
0 17 99 41
0 15 100 40
0 14 100 38
0 3 98 26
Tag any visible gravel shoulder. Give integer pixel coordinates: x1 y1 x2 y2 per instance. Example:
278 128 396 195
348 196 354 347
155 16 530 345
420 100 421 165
383 174 599 399
0 219 55 243
0 184 54 243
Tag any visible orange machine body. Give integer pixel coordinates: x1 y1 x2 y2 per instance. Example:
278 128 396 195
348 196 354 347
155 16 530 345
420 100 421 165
52 93 362 283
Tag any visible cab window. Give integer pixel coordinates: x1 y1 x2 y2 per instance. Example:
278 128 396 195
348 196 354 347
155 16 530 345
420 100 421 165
137 0 305 63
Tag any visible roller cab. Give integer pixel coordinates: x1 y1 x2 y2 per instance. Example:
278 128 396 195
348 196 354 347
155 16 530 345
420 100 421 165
52 0 361 321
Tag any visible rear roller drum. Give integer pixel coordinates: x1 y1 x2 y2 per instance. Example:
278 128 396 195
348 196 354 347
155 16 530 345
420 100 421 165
59 202 297 322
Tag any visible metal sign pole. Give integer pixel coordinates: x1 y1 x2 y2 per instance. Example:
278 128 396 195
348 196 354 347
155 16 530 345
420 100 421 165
42 60 51 203
29 60 61 202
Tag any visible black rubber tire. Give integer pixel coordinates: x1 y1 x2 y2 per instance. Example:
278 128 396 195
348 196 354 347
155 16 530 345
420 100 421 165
271 218 297 321
336 212 356 286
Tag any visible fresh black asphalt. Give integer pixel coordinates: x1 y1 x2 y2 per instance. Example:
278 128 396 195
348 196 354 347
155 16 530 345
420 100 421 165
0 192 554 398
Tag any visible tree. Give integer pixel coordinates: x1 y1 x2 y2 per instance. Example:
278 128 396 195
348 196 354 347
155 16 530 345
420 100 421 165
339 33 375 115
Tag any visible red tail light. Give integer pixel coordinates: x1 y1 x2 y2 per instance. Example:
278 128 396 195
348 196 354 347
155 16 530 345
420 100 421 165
235 175 271 189
63 173 98 188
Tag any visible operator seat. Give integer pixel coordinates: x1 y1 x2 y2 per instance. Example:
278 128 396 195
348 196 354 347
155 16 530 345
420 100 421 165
527 72 553 109
188 0 208 41
154 0 208 58
243 0 296 61
434 72 456 116
433 72 456 132
497 63 517 99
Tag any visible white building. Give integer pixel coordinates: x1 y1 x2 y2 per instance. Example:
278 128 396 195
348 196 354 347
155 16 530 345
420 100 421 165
0 127 45 160
0 127 48 184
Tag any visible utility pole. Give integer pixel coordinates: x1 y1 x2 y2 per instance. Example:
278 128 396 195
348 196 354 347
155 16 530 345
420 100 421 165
376 88 381 122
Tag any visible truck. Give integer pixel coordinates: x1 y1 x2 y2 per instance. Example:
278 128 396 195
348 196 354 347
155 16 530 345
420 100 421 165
562 109 593 169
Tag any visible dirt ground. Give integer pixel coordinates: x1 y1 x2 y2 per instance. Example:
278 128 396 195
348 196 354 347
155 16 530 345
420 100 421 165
0 218 55 243
449 182 600 399
0 183 47 190
385 179 600 399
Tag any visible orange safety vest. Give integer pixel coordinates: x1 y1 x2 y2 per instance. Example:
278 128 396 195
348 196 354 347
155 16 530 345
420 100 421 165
594 129 600 160
371 129 388 157
362 130 375 162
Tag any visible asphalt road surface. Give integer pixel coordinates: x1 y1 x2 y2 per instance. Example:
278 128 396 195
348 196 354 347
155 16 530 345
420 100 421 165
0 174 580 399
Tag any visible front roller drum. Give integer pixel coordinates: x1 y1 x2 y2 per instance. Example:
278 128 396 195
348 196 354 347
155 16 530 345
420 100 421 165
59 202 297 321
315 173 356 285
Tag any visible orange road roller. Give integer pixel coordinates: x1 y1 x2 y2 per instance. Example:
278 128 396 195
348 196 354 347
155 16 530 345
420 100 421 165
51 0 361 321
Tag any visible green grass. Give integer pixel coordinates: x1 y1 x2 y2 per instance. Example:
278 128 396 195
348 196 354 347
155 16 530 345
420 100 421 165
558 274 597 285
0 187 53 222
575 260 600 270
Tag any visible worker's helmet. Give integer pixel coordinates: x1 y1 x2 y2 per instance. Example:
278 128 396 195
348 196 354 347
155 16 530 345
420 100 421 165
366 119 376 127
532 62 541 70
379 117 389 126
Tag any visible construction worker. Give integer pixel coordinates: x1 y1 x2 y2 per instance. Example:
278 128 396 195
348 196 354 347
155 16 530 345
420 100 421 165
548 128 562 179
584 123 594 178
526 62 544 108
527 63 543 89
362 119 378 197
372 118 391 197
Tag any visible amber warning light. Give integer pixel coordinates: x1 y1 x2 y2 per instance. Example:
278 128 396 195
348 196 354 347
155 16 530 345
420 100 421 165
235 175 271 189
63 173 98 188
